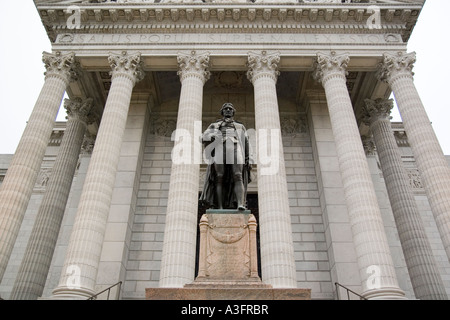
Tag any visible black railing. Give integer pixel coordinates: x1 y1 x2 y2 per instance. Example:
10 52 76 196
87 281 122 300
335 282 367 300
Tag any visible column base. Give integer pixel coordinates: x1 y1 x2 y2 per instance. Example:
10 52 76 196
49 286 96 300
362 287 407 300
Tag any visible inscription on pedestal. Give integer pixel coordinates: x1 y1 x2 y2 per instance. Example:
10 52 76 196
195 212 260 284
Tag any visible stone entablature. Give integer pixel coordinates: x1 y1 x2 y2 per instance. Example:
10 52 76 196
41 4 418 25
34 0 422 74
37 1 421 44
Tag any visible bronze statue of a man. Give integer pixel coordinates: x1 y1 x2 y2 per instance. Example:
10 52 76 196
200 103 251 210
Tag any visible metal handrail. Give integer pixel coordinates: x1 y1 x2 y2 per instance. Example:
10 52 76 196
87 281 122 300
335 282 367 300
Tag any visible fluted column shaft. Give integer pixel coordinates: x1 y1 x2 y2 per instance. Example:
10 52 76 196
159 51 210 288
10 98 94 300
52 52 144 299
378 52 450 261
0 52 76 282
314 52 405 299
363 99 447 300
247 51 297 288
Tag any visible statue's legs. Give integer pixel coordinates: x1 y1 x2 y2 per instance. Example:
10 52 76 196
232 164 245 210
214 163 225 209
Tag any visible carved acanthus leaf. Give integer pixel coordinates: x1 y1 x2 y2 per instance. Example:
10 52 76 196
108 51 145 84
64 97 95 124
177 51 211 84
377 52 416 84
312 51 350 84
42 51 78 83
247 51 280 84
361 98 394 126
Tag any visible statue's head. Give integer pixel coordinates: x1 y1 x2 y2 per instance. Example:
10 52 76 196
220 103 236 117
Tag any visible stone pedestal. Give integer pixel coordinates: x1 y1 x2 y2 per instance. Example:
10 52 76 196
147 212 311 300
194 212 259 284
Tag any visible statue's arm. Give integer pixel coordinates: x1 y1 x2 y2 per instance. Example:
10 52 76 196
202 122 220 144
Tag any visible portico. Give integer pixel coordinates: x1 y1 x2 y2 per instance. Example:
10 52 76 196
0 0 449 300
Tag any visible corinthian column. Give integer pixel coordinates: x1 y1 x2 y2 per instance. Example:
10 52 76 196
313 52 405 299
247 51 297 288
0 52 77 282
378 52 450 261
159 51 210 288
11 98 95 300
52 52 144 299
362 98 447 300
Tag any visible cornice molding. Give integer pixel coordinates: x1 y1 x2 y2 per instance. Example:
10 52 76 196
37 3 421 42
40 4 420 24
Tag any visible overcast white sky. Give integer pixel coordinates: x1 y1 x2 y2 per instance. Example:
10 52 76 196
0 1 449 155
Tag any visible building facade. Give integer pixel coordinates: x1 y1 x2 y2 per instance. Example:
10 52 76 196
1 0 450 300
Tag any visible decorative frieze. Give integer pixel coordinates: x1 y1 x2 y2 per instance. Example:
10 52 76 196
280 115 308 137
151 118 178 137
38 4 420 32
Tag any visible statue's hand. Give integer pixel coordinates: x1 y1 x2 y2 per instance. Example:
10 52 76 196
203 129 221 143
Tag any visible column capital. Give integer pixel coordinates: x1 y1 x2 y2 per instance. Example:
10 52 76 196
108 51 145 85
247 50 280 84
377 52 416 84
43 51 78 84
361 98 394 126
313 51 350 84
64 97 95 125
177 50 211 84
